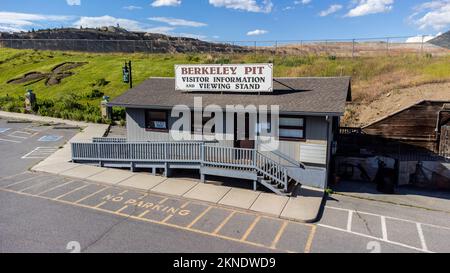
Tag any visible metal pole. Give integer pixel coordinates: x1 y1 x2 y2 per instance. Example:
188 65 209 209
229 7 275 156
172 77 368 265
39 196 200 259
352 39 355 58
129 61 133 89
421 35 425 55
386 38 389 56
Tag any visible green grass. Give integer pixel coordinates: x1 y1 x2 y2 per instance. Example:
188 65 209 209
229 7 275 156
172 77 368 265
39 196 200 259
0 48 449 123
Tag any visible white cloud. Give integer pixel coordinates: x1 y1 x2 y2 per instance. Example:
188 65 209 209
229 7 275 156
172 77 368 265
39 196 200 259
209 0 273 13
295 0 311 4
319 4 343 17
151 0 181 7
73 15 147 31
405 32 442 43
346 0 394 17
0 11 73 33
148 17 207 27
147 26 176 34
66 0 81 6
176 33 207 40
410 1 450 30
123 6 142 10
247 29 268 36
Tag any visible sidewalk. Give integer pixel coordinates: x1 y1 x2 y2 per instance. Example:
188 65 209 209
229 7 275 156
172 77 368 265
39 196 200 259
1 111 324 223
333 180 450 213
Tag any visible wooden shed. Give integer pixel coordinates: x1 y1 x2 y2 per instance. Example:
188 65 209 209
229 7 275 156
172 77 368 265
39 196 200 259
363 100 450 154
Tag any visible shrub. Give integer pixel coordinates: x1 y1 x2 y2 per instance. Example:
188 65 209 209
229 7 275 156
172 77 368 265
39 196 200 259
85 89 104 99
91 78 110 87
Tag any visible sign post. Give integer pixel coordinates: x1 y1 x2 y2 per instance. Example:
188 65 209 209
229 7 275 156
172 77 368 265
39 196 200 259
175 64 273 93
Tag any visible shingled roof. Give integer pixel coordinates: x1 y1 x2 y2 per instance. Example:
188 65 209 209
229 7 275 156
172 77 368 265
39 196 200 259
109 77 352 116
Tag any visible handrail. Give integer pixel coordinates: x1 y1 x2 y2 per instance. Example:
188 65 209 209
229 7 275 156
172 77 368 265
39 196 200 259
93 137 127 143
259 144 306 169
255 151 288 191
71 141 301 193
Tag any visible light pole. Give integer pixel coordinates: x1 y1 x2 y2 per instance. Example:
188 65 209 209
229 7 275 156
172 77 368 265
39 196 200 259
122 61 133 89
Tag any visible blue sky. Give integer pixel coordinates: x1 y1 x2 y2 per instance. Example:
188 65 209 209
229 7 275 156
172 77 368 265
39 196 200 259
0 0 449 41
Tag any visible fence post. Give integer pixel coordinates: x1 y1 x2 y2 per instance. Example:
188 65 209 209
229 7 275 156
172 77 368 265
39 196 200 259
274 40 278 56
352 39 355 58
421 35 425 55
386 38 390 56
97 143 102 167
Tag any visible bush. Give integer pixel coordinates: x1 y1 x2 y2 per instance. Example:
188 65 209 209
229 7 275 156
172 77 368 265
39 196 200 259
85 89 104 99
186 54 201 62
91 78 110 87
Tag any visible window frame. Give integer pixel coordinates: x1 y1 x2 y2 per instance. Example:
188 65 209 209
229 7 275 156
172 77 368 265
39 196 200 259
278 115 306 141
191 112 216 135
145 110 169 132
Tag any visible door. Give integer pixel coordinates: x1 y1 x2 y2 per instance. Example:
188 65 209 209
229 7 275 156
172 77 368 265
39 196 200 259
234 113 255 149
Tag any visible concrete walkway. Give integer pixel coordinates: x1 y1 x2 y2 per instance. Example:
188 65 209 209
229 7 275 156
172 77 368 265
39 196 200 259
0 111 324 223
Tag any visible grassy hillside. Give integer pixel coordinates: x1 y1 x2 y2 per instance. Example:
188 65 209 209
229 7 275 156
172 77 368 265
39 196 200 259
0 48 449 124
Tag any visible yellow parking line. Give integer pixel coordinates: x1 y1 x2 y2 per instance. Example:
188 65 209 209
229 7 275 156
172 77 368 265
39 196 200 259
241 216 261 241
118 190 128 195
138 193 148 200
138 210 150 218
161 214 173 223
213 211 236 235
158 197 168 204
74 187 107 204
36 180 75 195
0 187 289 253
94 201 107 208
18 177 58 193
0 172 30 182
186 206 213 229
116 205 129 213
53 184 89 200
270 221 289 249
304 225 317 253
180 201 190 208
4 175 41 188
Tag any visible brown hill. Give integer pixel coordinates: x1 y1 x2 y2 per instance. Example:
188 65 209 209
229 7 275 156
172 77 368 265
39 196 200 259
0 26 248 54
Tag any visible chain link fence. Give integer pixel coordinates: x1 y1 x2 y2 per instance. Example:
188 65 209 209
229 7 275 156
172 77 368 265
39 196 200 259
0 35 449 57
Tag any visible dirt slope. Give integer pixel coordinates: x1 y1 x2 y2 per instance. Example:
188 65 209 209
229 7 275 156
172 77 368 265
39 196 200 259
346 82 450 127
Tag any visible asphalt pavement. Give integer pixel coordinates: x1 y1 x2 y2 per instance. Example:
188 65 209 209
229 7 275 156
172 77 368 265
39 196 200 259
1 118 450 253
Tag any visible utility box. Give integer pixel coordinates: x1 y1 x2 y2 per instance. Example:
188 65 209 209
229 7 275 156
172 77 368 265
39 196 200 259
24 89 36 112
100 95 112 120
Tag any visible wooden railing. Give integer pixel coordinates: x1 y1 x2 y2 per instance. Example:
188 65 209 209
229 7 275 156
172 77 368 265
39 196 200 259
203 145 255 168
71 141 291 193
72 141 203 162
255 152 288 191
92 137 127 143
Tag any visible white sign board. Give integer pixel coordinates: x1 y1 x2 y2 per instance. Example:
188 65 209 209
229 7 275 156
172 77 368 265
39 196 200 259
175 64 273 92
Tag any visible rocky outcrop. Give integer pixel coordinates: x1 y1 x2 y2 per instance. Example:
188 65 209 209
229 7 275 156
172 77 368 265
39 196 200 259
429 30 450 50
0 26 248 53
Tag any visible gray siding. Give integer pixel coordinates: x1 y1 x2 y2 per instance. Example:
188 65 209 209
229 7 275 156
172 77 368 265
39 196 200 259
126 108 330 165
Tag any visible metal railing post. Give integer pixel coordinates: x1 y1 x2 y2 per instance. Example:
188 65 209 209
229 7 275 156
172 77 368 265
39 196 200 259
96 142 102 167
352 39 355 58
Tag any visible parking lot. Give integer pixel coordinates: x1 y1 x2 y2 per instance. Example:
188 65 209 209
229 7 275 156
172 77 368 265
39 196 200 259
1 169 450 253
1 117 450 253
0 118 78 177
0 171 315 253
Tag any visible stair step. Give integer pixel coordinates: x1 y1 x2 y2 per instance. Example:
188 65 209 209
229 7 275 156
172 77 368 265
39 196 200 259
258 179 289 196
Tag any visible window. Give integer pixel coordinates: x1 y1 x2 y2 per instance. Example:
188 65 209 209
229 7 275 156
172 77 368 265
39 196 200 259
279 115 305 141
146 110 168 131
191 113 216 134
